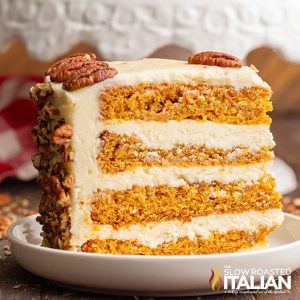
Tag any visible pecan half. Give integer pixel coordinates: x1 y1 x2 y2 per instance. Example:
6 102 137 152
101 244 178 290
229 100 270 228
46 53 117 91
51 124 72 145
188 51 243 68
63 61 117 91
46 53 96 81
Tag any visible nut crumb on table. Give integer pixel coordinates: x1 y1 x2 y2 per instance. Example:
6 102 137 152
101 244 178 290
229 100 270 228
0 192 37 240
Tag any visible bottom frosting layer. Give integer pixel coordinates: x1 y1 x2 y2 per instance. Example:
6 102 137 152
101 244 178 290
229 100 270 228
71 209 283 248
81 226 274 255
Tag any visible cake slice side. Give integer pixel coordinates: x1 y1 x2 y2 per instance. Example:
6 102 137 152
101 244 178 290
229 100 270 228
31 83 73 249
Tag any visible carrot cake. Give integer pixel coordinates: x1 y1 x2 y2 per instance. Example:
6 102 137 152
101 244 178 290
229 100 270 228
30 51 283 255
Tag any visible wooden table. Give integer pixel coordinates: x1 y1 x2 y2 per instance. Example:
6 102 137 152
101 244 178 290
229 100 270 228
0 117 299 299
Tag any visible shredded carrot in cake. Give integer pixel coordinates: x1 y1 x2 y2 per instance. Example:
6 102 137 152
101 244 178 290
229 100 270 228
100 83 272 124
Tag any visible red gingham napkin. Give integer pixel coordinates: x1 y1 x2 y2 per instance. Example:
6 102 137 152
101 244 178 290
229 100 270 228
0 76 42 182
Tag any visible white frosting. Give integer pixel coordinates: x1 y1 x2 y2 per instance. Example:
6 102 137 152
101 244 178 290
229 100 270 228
50 83 100 200
71 209 283 248
104 59 270 89
98 163 271 191
103 119 275 151
50 82 101 246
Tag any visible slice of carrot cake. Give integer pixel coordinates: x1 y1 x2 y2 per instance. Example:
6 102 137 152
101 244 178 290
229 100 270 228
30 51 283 255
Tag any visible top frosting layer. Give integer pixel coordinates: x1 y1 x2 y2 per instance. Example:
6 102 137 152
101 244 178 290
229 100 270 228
47 58 270 91
104 58 270 89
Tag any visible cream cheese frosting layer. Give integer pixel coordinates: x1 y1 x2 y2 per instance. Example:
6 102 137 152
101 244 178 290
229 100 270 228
106 59 270 89
102 119 275 151
50 80 101 244
48 59 269 98
72 209 283 248
50 81 100 200
98 163 271 191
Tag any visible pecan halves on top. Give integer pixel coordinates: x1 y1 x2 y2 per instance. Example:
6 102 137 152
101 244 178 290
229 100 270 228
188 51 243 68
45 52 118 91
46 53 96 81
51 124 72 145
63 62 118 91
47 59 101 83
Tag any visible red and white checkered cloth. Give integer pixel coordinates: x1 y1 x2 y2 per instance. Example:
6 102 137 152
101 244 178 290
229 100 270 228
0 76 42 182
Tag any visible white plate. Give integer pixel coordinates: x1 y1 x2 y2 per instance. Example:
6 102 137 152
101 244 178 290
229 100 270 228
271 157 297 195
8 214 300 296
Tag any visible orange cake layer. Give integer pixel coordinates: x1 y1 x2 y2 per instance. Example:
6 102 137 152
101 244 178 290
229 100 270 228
91 174 281 227
81 226 274 255
99 84 272 125
98 130 273 174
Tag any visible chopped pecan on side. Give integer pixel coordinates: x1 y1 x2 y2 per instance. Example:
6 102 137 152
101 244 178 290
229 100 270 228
45 52 118 91
51 124 72 145
44 103 59 116
32 85 73 249
63 175 74 189
49 176 70 207
49 175 63 194
32 154 42 170
29 83 54 108
188 51 243 68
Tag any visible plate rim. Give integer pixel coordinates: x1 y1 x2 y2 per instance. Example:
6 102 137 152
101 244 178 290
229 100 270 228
8 213 300 261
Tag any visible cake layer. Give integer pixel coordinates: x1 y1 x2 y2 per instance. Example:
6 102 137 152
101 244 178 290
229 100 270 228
82 226 273 255
91 175 281 227
99 59 271 124
72 209 283 248
99 131 273 173
96 163 271 191
100 83 272 124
